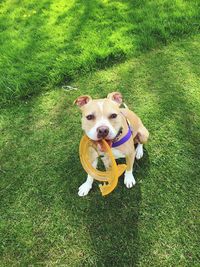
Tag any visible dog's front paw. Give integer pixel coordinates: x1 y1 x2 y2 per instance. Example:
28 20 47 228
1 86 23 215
136 144 143 160
124 171 136 188
78 182 92 197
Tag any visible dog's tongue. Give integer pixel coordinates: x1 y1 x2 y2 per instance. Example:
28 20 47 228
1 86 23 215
97 140 113 152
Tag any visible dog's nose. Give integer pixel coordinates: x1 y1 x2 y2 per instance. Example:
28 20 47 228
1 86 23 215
97 126 109 139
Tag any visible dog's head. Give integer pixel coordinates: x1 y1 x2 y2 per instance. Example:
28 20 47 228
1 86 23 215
74 92 123 143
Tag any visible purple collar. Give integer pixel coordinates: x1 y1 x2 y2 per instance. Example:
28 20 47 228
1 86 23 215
112 125 132 148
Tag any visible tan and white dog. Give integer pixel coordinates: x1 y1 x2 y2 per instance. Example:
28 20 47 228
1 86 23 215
74 92 149 196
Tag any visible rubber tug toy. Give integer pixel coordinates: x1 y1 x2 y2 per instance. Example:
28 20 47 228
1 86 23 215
79 135 127 196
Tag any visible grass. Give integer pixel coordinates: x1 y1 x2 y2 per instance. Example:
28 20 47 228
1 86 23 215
0 0 200 104
1 34 200 266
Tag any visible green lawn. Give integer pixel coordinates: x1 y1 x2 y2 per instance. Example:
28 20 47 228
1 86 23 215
1 34 200 266
0 0 199 104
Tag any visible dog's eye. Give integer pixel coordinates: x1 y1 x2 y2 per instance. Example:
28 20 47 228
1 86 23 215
86 114 95 120
109 113 118 119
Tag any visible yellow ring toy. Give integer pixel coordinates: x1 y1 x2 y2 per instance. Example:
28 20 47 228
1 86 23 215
79 135 127 196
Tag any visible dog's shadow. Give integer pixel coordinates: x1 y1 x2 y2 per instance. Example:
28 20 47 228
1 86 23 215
82 149 150 266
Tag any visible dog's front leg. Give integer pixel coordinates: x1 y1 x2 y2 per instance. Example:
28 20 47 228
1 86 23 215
78 158 97 197
124 151 136 188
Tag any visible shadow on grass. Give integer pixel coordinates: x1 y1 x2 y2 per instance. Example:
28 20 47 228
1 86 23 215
124 0 200 51
135 42 200 263
79 151 150 266
144 44 199 159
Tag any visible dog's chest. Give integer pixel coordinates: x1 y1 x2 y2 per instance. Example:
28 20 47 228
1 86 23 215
111 148 125 159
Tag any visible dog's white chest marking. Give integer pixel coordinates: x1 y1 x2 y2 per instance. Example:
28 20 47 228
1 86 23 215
111 148 125 159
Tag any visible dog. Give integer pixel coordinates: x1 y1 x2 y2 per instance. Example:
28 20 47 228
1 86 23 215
74 92 149 196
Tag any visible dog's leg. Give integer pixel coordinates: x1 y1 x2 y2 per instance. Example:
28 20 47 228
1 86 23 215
137 125 149 144
101 155 111 170
78 159 97 197
136 143 143 160
124 151 136 188
135 125 149 160
78 174 94 197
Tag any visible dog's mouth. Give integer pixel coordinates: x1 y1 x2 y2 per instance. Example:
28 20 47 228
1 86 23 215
96 139 113 152
94 127 123 152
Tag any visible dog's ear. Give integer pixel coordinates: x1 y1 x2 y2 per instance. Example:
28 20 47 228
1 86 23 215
73 95 92 108
107 92 122 105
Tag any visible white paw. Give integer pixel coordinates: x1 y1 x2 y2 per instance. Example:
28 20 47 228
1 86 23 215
78 182 92 197
124 172 136 188
136 144 143 160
